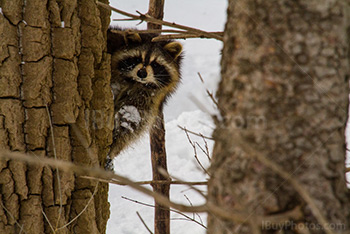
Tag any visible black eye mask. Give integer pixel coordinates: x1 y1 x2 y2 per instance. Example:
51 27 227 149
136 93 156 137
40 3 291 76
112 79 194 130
118 57 142 71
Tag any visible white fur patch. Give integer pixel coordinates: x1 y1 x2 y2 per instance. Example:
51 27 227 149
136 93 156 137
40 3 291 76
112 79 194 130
118 105 141 125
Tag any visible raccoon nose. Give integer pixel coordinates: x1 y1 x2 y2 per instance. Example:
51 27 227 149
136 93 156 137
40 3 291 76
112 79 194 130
137 68 147 79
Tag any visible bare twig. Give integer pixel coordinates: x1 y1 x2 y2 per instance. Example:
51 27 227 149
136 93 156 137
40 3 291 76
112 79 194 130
183 128 210 175
45 105 63 230
115 28 217 41
195 141 211 162
180 124 212 162
136 211 153 234
183 194 204 226
157 167 207 199
201 135 211 161
184 194 195 220
110 28 187 35
152 33 214 42
0 201 27 234
96 1 223 41
123 196 207 229
346 167 350 173
178 125 213 140
41 206 55 233
197 73 220 110
80 176 207 186
57 183 99 231
206 90 220 109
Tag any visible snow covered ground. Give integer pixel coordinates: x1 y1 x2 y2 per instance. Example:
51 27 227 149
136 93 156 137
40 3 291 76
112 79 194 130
107 1 227 233
108 110 214 234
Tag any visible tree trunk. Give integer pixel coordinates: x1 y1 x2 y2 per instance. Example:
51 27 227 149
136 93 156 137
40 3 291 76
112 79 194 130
0 0 112 233
147 1 171 234
208 0 350 233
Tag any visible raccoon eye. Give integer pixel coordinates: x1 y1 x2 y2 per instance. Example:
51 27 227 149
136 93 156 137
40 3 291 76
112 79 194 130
118 57 142 71
150 61 171 86
150 61 161 70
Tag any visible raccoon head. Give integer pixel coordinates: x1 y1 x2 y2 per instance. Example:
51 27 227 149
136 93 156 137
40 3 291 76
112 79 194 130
107 28 183 91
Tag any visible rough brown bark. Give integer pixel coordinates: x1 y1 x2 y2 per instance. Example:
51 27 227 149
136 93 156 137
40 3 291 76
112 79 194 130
208 0 350 233
0 0 112 233
148 0 165 29
150 112 170 234
147 1 170 234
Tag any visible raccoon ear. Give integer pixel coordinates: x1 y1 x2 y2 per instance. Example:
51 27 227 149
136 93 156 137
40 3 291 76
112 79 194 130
124 32 142 44
107 29 125 54
164 42 182 59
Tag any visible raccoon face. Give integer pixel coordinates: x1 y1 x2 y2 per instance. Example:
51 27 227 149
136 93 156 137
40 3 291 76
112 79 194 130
108 29 183 89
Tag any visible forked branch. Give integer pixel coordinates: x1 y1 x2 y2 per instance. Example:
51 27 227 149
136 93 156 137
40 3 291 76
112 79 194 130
96 1 223 41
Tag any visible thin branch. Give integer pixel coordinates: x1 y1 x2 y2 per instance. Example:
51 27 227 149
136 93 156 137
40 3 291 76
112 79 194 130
0 201 27 234
123 196 207 229
110 28 188 35
152 33 215 42
346 167 350 173
136 212 154 234
183 194 204 226
57 183 99 231
157 167 207 199
80 175 207 186
195 141 211 162
96 1 223 41
206 90 220 109
201 135 211 161
197 73 220 110
183 127 210 175
183 194 194 219
177 125 213 140
45 105 63 230
0 150 303 226
41 206 55 233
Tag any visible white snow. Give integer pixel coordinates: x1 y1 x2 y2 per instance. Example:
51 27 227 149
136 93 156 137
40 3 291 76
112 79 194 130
118 105 142 125
109 110 213 234
61 21 65 28
0 8 3 15
120 122 134 132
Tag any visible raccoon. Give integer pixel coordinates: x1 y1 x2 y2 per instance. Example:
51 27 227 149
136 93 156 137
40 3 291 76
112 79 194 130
107 27 183 159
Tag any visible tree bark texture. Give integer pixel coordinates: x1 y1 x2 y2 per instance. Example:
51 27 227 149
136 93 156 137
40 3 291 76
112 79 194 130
147 0 165 30
147 1 170 234
208 0 350 233
150 112 171 234
0 0 113 233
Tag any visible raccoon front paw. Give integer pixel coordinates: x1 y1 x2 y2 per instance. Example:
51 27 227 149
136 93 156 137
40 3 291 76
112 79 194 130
105 155 114 171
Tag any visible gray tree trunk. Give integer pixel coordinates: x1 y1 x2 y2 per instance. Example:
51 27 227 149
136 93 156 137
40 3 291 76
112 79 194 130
208 0 350 233
0 0 112 233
